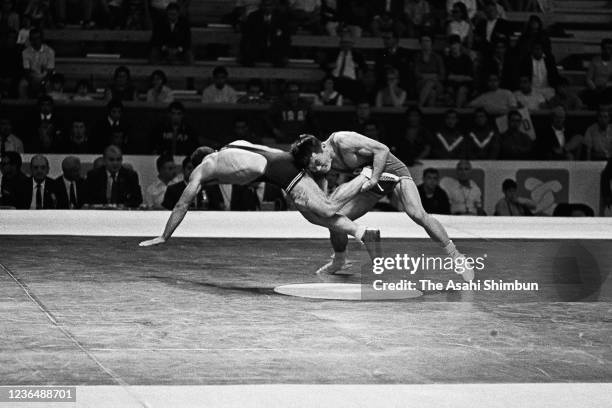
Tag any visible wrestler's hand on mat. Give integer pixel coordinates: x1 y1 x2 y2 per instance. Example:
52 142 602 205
139 237 166 247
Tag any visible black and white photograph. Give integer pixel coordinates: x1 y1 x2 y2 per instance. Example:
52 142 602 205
1 0 611 406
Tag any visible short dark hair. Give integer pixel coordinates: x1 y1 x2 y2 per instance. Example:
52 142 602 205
156 154 174 171
1 151 22 169
291 134 322 169
212 66 228 77
150 69 167 84
106 99 123 112
502 178 517 191
168 101 185 112
182 156 191 169
113 65 131 80
423 167 439 177
190 146 215 167
166 2 180 12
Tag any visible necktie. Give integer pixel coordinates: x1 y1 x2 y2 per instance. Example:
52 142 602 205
69 182 77 208
110 174 118 204
36 183 42 209
338 51 347 78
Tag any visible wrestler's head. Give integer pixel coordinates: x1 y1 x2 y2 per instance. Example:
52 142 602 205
291 134 332 175
190 146 215 167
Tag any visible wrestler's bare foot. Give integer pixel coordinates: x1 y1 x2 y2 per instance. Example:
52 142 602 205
454 253 475 282
315 255 353 275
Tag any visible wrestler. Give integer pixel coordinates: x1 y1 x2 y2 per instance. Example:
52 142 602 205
291 132 475 282
139 141 384 252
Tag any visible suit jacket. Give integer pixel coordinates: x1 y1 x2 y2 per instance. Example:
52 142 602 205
474 18 512 54
54 176 87 209
94 118 130 153
242 9 290 51
15 176 58 209
85 166 143 207
151 16 191 49
162 181 225 211
518 55 561 89
537 127 570 160
0 171 28 207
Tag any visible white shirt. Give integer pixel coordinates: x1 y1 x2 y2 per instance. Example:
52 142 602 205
440 178 482 215
146 177 175 209
62 176 78 208
485 18 498 42
333 50 356 80
1 134 24 153
201 84 238 104
532 57 548 89
514 90 546 112
30 178 46 209
553 127 566 148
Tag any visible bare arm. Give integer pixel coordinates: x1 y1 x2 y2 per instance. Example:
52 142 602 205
139 166 203 246
334 131 390 190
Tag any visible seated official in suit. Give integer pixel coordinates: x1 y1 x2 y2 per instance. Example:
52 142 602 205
16 155 57 209
86 145 143 208
54 156 86 209
1 151 29 208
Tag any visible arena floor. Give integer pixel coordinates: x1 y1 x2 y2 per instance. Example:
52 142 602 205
1 212 611 408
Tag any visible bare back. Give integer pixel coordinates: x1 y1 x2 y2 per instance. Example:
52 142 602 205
326 132 375 173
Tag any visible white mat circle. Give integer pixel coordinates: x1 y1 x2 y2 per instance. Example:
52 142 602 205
274 283 423 300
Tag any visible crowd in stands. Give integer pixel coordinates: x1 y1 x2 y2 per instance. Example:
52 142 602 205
0 0 611 214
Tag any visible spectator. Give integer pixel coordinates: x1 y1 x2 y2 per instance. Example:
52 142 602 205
374 30 410 88
226 0 260 29
105 66 136 102
473 0 511 56
72 79 93 101
338 0 374 37
150 3 193 65
327 32 367 102
232 116 259 143
0 0 19 33
237 78 267 104
125 0 149 29
494 178 536 215
601 159 612 215
47 73 69 101
499 109 533 159
146 69 174 103
29 95 64 152
94 99 130 153
0 150 27 207
154 101 197 156
16 14 31 46
288 0 322 34
392 106 431 166
163 155 225 210
0 116 24 153
54 0 95 28
444 34 474 108
440 159 485 215
16 154 56 209
267 82 316 143
583 38 612 109
584 107 612 161
101 0 127 29
54 156 86 209
418 167 450 214
64 119 94 153
414 34 445 107
15 75 30 100
480 38 512 90
315 75 343 106
376 67 407 107
537 106 583 160
145 154 177 209
349 100 378 135
546 77 583 111
514 74 546 112
519 41 559 100
430 109 467 158
86 145 143 208
362 121 382 141
150 0 190 24
240 0 291 67
403 0 432 37
320 0 340 35
0 29 21 97
24 0 52 28
201 66 238 104
468 72 517 115
370 8 400 38
22 28 54 91
466 107 500 159
446 2 473 48
514 14 551 62
446 0 476 19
